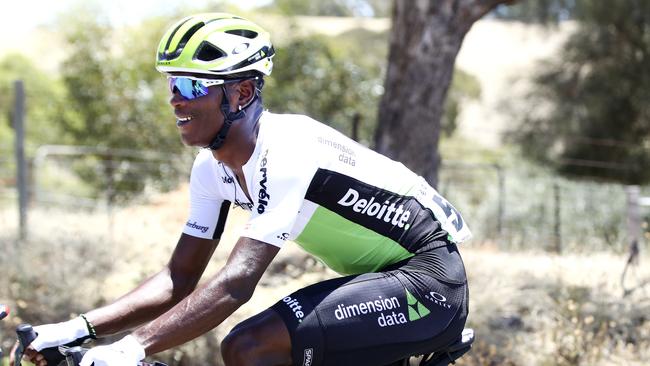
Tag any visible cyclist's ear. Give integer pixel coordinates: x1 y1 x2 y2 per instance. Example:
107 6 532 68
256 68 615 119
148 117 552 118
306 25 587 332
234 80 257 108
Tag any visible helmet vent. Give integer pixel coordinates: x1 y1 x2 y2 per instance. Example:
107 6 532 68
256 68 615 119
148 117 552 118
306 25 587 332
195 41 226 62
225 29 258 39
163 18 191 57
162 21 208 60
176 22 206 51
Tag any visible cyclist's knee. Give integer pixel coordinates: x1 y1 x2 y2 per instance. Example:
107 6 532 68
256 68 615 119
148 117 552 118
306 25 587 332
221 323 270 365
221 311 292 366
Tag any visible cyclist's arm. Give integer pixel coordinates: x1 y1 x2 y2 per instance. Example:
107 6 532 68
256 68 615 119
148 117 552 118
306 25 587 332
132 236 279 355
83 233 219 336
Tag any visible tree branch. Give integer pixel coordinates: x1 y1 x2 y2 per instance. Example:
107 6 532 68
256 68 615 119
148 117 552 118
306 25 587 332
468 0 518 22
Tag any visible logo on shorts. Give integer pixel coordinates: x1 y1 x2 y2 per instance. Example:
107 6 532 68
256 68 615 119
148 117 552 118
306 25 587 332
334 295 409 327
406 289 431 321
303 348 313 366
282 296 305 323
424 291 452 310
331 290 435 329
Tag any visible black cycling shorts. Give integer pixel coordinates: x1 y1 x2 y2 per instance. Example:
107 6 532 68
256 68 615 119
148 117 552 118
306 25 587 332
270 243 469 366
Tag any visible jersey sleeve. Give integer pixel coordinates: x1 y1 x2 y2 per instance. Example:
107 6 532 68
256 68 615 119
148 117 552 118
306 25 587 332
241 146 314 247
416 177 472 244
183 151 231 240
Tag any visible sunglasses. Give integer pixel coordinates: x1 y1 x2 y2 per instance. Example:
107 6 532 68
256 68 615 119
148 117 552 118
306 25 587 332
167 76 257 100
167 76 225 100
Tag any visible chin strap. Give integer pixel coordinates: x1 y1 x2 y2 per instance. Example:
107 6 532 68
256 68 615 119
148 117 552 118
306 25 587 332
206 86 246 150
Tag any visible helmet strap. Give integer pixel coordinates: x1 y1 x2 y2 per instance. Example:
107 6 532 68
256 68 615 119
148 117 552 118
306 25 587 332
205 87 241 150
206 85 259 150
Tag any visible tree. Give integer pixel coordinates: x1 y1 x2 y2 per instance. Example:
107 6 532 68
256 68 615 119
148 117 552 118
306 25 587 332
265 31 385 144
0 55 68 149
265 0 390 17
507 0 650 184
261 4 482 146
442 68 481 138
54 9 189 202
374 0 514 187
491 0 577 23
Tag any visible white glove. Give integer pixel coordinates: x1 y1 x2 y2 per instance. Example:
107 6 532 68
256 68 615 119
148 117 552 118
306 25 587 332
31 316 91 351
79 335 145 366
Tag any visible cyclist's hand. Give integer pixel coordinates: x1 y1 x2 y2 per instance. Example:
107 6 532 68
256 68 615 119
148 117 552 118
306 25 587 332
9 342 47 366
31 316 92 351
80 335 145 366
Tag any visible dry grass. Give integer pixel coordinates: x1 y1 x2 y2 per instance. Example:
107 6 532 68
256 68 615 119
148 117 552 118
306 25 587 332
460 249 650 366
1 184 649 365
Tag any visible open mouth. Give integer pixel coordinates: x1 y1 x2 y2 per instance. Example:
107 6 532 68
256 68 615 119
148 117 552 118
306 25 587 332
176 116 193 126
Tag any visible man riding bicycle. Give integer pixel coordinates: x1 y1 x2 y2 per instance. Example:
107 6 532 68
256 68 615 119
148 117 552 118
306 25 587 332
13 13 471 366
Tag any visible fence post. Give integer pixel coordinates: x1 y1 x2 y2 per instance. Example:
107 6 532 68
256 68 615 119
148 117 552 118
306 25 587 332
553 181 562 253
13 80 28 240
351 113 361 142
626 185 642 246
494 164 505 236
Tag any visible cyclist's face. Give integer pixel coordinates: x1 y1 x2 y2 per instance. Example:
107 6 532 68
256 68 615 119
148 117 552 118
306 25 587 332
169 85 225 147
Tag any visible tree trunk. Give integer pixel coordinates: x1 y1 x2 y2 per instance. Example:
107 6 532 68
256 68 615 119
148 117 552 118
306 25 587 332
374 0 513 187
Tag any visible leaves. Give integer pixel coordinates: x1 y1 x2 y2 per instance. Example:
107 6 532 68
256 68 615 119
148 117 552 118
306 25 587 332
264 31 385 144
0 54 69 148
26 10 189 202
508 1 650 184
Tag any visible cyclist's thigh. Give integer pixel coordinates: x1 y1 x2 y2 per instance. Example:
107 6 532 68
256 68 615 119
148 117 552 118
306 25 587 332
270 268 467 366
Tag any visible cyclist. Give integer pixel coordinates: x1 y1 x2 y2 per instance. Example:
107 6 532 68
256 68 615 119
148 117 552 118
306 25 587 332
14 13 471 366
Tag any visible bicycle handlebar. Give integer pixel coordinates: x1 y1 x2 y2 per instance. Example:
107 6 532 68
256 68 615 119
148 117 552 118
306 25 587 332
13 323 167 366
0 304 8 359
0 304 9 320
14 323 69 366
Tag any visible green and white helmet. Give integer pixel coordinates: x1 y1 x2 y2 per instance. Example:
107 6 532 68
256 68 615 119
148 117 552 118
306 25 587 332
156 13 274 78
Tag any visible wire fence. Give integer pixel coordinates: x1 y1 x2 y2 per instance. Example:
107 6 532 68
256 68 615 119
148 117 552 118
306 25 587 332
1 144 648 252
439 162 645 252
1 144 194 241
30 145 193 208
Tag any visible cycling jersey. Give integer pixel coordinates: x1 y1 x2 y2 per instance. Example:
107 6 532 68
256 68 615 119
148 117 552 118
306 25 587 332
183 111 471 275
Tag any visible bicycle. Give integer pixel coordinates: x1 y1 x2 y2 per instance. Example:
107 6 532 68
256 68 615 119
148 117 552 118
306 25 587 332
397 328 475 366
1 304 9 359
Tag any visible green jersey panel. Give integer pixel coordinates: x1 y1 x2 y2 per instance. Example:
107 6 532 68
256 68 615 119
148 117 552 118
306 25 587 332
295 205 414 274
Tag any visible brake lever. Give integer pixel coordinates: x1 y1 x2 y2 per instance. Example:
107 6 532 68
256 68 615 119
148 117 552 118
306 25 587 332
59 345 86 366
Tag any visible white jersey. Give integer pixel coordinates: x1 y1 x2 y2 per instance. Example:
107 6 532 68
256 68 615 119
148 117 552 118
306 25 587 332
183 112 471 274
